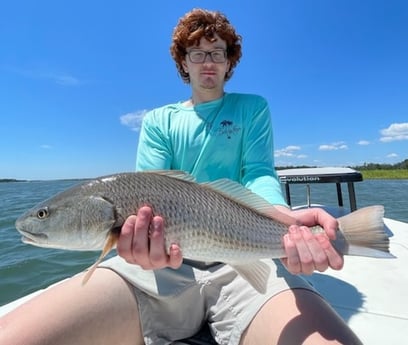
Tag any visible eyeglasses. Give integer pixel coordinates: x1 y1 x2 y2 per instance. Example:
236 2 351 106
186 49 227 64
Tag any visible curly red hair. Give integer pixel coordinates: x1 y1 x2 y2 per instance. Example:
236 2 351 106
170 8 242 83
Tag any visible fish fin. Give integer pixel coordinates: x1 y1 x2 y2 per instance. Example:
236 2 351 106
82 230 120 285
230 260 271 294
146 170 197 182
346 244 396 258
204 179 298 226
336 205 394 258
146 170 297 226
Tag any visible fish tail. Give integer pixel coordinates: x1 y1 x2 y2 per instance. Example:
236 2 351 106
334 205 395 258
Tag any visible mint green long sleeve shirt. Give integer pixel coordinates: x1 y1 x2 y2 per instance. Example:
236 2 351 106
136 93 287 206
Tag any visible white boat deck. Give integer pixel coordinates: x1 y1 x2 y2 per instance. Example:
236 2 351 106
276 167 408 343
305 216 408 344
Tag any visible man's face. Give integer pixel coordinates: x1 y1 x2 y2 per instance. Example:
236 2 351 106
182 34 231 91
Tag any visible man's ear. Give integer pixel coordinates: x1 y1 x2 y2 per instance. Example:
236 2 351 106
181 60 188 73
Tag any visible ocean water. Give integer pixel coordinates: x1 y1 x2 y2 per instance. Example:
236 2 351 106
0 178 407 306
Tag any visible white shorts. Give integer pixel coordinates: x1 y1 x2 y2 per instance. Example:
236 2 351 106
100 256 314 345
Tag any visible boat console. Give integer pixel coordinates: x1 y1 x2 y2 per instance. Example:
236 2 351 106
277 167 363 211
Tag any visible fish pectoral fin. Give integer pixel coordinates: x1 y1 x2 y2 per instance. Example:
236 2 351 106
81 231 120 285
230 261 271 294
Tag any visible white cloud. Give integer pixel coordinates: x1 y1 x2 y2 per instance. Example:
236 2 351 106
380 122 408 142
54 74 81 86
318 142 348 151
285 145 301 151
274 145 301 157
8 66 82 86
358 140 370 145
40 144 52 149
387 153 398 158
120 110 148 132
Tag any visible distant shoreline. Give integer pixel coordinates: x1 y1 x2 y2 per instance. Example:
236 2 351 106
359 170 408 180
2 168 408 182
0 178 85 183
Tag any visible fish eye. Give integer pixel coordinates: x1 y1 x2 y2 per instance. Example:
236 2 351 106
37 208 49 219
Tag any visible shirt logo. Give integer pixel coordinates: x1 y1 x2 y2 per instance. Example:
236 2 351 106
215 120 241 139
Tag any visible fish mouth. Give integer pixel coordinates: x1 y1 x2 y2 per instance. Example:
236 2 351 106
17 229 48 244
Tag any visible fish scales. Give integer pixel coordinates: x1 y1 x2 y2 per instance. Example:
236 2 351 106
85 172 289 262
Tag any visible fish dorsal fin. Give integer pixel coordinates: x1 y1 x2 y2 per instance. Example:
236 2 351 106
204 179 297 226
146 170 297 226
146 170 197 183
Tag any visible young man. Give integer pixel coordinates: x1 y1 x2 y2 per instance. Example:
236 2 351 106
0 9 362 345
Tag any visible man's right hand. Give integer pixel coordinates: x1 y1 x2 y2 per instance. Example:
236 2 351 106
117 206 183 269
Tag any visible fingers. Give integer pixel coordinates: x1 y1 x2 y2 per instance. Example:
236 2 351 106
168 243 183 269
150 216 183 269
290 208 339 240
148 216 173 268
283 226 317 275
282 225 344 275
132 207 153 267
281 207 344 275
314 209 338 240
117 207 151 267
315 233 344 270
116 214 139 263
116 206 183 270
149 214 182 269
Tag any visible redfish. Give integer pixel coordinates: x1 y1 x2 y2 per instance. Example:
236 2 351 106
15 171 393 293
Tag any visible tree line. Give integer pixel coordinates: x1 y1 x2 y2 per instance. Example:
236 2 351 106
352 159 408 170
277 159 408 171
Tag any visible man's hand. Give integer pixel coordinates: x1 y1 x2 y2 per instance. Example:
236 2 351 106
117 206 183 270
277 206 344 275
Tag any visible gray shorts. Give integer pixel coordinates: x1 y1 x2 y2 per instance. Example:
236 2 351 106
100 256 314 345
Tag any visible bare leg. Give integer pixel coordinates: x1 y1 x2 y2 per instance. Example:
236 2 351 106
0 268 143 345
240 288 362 345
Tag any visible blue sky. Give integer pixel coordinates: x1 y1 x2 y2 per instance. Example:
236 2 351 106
1 0 407 180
